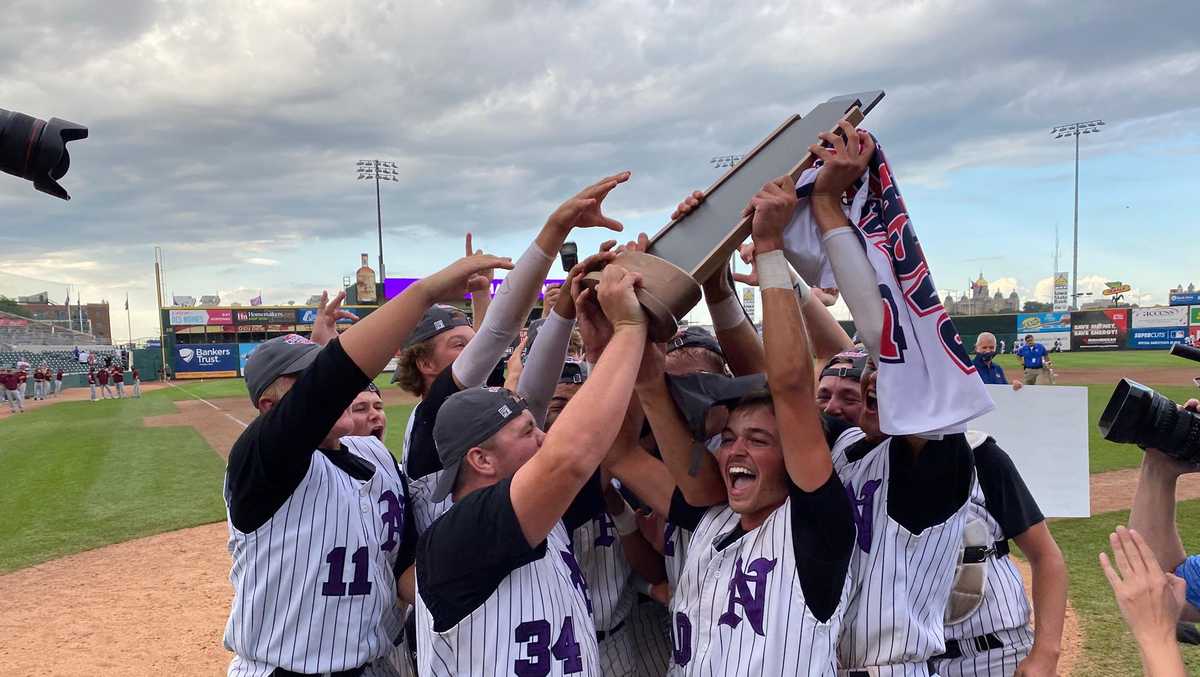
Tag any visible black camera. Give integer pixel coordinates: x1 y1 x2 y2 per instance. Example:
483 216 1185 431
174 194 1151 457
0 108 87 200
1099 344 1200 463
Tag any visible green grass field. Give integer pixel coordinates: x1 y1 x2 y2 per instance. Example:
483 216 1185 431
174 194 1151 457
998 349 1189 371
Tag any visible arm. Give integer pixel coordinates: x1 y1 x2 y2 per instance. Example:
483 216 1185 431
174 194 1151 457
1100 527 1188 677
453 173 629 389
750 176 833 491
603 483 668 586
1013 523 1068 675
509 264 646 547
309 290 359 347
703 267 766 376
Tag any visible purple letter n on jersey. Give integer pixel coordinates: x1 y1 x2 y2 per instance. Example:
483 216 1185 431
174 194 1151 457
845 479 882 554
559 549 594 614
378 490 405 552
718 556 777 636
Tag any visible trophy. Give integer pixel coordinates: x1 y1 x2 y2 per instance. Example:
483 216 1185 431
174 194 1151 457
588 91 885 341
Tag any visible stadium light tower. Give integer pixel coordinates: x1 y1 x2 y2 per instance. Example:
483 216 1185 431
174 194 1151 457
356 160 399 281
710 154 742 169
1050 119 1105 310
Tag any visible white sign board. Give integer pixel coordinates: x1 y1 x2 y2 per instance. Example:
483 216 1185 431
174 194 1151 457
741 286 756 320
1053 272 1069 312
971 384 1090 517
1132 306 1188 328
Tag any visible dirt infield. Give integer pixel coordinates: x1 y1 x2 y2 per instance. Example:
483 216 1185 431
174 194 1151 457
1046 366 1196 387
143 397 259 460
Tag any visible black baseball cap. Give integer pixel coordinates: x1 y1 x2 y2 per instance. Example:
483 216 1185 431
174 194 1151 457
521 318 548 361
431 387 530 502
667 326 724 359
244 334 322 406
559 360 587 385
404 305 471 349
665 371 767 473
819 350 868 382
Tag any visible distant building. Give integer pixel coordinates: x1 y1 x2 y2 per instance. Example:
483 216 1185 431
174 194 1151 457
944 273 1020 316
1169 282 1196 295
16 301 112 341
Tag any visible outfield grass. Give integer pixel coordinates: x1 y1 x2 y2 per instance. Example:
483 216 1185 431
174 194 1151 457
998 349 1191 370
0 392 228 572
1048 500 1200 675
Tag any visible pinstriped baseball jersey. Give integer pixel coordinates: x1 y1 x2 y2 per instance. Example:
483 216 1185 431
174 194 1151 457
943 477 1031 642
626 598 673 677
402 404 455 534
667 498 850 676
663 518 693 593
572 514 636 633
224 435 410 676
415 521 600 676
833 434 971 675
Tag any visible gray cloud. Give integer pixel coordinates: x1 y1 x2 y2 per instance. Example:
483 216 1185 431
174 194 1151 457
2 0 1198 338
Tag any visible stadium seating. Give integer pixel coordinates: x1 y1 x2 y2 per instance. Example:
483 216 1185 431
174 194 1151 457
0 310 99 350
0 349 121 375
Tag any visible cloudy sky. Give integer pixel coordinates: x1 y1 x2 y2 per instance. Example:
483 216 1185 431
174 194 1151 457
2 0 1198 341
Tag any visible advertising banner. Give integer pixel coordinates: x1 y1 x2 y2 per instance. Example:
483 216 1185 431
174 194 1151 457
168 309 209 326
1191 306 1200 325
1016 311 1071 351
1132 306 1189 329
296 306 367 325
1170 292 1200 306
1052 272 1069 312
384 277 566 301
234 308 297 324
1071 309 1129 351
741 286 756 319
1129 327 1187 349
238 342 261 374
206 309 233 325
173 343 239 378
0 317 29 327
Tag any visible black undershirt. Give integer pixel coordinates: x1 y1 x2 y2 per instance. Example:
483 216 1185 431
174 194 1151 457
974 437 1044 539
405 366 462 480
843 432 974 535
418 474 604 632
667 471 854 623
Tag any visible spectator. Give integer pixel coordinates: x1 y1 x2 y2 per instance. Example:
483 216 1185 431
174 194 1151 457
971 332 1022 389
1014 334 1050 385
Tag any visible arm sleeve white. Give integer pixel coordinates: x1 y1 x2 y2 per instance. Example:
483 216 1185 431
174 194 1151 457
517 310 575 427
822 227 884 363
452 242 555 388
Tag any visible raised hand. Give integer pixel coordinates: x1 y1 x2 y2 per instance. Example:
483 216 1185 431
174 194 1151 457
558 242 617 321
310 290 358 346
546 172 631 234
419 254 514 304
744 176 798 253
809 121 876 201
671 190 705 221
1100 526 1187 668
464 232 494 294
596 264 646 331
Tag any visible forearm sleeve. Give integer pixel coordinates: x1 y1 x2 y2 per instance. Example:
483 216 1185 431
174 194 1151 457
517 310 575 426
452 242 555 387
822 227 883 362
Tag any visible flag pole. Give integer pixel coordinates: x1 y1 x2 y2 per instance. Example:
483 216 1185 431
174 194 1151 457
125 293 133 352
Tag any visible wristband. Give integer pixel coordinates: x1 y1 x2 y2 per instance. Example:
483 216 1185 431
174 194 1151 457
611 504 639 536
709 292 747 331
755 249 793 291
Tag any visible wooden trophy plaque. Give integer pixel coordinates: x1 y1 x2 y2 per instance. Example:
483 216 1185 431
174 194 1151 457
594 91 885 342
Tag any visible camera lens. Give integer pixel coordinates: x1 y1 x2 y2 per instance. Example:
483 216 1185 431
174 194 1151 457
1100 378 1200 464
0 108 87 200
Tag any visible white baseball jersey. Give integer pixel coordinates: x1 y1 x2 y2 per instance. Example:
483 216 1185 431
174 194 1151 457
833 432 972 676
626 598 674 677
944 479 1031 642
572 514 636 633
415 521 600 676
402 403 454 533
664 514 694 594
224 436 410 676
668 499 850 676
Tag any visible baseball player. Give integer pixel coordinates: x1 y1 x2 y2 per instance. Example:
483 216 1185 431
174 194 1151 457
97 365 113 399
112 365 126 398
17 368 28 407
130 367 141 398
222 252 507 677
349 383 388 441
3 369 23 413
54 369 63 396
603 177 858 675
412 262 646 676
929 432 1066 677
87 367 97 402
33 367 45 400
395 173 631 534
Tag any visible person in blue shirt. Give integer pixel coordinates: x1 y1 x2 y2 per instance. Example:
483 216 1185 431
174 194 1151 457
971 332 1023 389
1014 334 1052 385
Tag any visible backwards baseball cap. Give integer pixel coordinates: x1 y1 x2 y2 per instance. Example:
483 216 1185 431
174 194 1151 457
819 350 868 382
559 360 587 385
404 305 471 349
665 371 767 474
667 326 724 359
431 387 530 502
244 334 322 406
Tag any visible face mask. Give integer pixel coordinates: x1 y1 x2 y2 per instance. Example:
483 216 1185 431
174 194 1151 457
976 351 995 362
